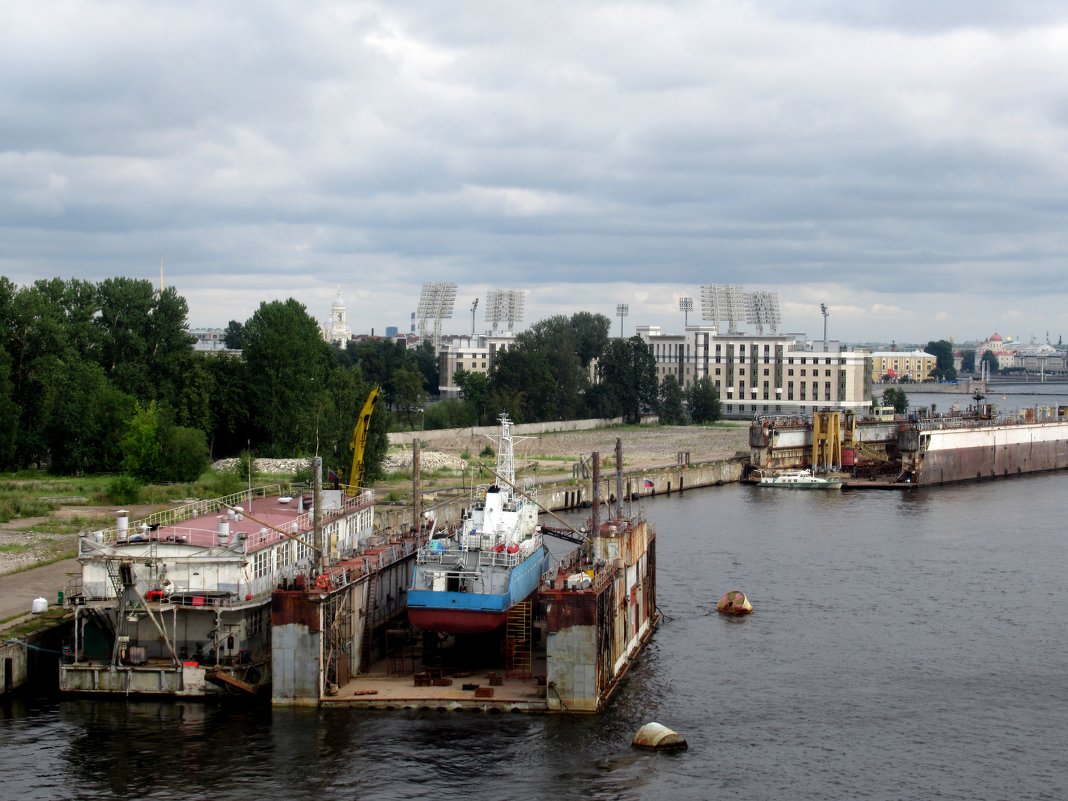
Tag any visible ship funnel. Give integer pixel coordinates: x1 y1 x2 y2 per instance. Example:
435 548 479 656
116 510 129 539
216 516 230 544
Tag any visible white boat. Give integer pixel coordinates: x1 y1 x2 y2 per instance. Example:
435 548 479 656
753 469 843 489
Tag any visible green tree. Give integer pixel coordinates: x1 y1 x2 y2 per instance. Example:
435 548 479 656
161 426 211 482
490 347 554 422
202 352 250 458
515 316 587 420
596 336 658 424
454 369 492 425
569 311 612 368
925 340 957 381
423 398 476 430
121 401 165 480
687 377 722 424
47 361 133 474
392 366 429 428
961 349 976 373
658 374 688 425
981 350 1000 373
881 387 909 413
223 320 245 349
412 340 440 394
242 299 332 456
0 342 16 468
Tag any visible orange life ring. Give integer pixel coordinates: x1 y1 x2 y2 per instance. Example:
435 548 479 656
315 574 330 591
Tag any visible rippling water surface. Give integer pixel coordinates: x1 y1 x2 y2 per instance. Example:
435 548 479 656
4 474 1068 800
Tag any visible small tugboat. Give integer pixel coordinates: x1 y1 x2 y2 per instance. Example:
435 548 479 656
753 468 842 489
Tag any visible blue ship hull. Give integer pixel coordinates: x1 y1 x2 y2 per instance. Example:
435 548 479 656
408 546 550 634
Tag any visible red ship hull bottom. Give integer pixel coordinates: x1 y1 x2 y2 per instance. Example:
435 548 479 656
407 608 506 634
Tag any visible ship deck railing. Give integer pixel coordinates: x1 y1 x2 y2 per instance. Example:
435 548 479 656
913 414 1045 432
84 489 374 549
416 545 524 569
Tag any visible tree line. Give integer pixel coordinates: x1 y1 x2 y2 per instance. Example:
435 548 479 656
0 277 720 483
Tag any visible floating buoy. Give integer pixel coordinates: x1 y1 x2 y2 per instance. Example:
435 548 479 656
716 590 753 615
632 722 688 751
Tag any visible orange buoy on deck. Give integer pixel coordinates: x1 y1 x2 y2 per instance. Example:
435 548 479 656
716 590 753 615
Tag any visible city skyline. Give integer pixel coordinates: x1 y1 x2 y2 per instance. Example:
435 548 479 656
4 3 1068 343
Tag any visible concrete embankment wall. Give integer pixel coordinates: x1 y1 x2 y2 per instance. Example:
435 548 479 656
880 381 983 395
387 417 626 447
375 456 747 532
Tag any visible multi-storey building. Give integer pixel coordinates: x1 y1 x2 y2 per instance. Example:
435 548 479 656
869 350 937 382
637 325 871 419
437 333 517 398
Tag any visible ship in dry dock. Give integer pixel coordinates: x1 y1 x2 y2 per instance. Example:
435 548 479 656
749 402 1068 487
60 481 377 697
406 415 550 635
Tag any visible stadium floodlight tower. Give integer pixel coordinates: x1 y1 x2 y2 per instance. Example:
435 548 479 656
679 296 693 327
616 303 629 338
700 283 746 334
416 281 457 349
745 291 782 335
485 289 526 334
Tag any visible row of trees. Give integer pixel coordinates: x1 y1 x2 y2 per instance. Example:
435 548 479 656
0 278 388 483
1 278 721 482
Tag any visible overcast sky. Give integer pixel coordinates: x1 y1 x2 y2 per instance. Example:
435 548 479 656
4 1 1068 346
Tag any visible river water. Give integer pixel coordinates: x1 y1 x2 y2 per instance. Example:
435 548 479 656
4 472 1068 800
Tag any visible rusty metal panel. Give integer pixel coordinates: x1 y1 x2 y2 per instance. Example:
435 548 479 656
272 590 321 632
542 591 598 631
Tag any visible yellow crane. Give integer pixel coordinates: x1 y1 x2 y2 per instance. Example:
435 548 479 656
347 387 380 497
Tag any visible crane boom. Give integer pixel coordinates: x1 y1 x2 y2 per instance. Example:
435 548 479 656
347 387 380 497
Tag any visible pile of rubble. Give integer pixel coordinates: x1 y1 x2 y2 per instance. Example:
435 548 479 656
383 450 464 472
211 457 312 475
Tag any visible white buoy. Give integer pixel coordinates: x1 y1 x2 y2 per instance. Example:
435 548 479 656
31 597 48 614
632 722 688 751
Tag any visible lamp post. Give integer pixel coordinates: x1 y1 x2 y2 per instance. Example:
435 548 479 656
679 297 693 327
616 303 629 338
820 303 829 351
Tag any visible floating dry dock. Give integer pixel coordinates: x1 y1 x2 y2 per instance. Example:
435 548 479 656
284 444 658 713
749 404 1068 486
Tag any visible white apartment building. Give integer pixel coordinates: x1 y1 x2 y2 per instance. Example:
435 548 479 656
437 333 517 398
637 325 872 419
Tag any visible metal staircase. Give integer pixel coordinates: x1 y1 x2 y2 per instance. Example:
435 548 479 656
505 600 532 679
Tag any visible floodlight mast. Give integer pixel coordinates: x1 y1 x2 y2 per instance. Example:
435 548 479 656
416 282 457 348
679 297 693 327
616 303 629 338
821 303 829 351
485 289 525 333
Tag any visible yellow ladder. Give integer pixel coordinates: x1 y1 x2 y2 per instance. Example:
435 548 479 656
505 601 532 678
